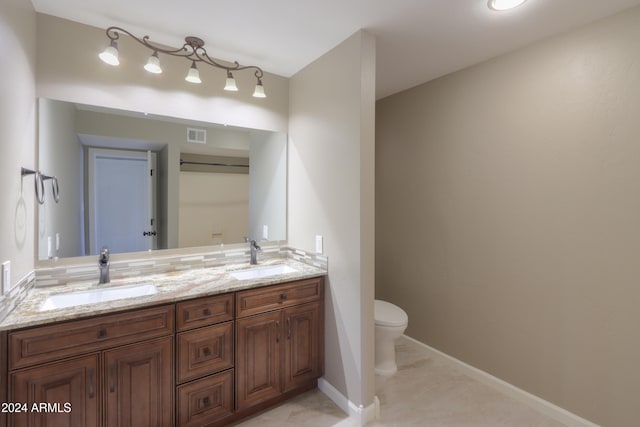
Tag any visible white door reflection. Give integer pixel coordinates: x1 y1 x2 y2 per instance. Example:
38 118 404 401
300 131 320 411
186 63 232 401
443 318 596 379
88 148 157 255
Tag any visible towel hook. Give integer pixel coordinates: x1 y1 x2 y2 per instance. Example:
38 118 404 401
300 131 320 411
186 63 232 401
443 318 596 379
21 168 45 204
42 175 60 203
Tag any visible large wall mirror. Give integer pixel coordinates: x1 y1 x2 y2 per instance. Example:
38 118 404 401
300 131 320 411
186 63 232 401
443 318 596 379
37 98 287 261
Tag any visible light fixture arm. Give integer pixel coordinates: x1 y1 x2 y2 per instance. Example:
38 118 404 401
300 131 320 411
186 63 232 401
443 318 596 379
104 26 264 80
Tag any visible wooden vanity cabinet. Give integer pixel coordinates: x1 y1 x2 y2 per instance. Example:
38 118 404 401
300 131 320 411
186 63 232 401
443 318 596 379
235 277 324 412
7 305 175 427
2 275 324 427
1 330 8 427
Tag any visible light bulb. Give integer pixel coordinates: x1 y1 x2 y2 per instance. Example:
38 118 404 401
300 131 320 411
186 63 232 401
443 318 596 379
185 62 201 83
144 52 162 74
99 40 119 66
252 79 266 98
224 71 238 91
488 0 527 11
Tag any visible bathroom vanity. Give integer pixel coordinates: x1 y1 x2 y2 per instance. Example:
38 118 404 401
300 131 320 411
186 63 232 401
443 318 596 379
0 263 325 427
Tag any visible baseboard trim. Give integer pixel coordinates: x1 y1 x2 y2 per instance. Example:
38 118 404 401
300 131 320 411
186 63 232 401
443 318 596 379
402 335 600 427
318 377 378 426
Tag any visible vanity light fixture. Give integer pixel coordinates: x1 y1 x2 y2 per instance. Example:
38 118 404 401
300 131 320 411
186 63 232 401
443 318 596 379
98 26 266 98
488 0 528 11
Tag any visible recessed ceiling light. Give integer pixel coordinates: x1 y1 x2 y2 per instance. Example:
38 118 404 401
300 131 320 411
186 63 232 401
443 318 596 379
488 0 528 11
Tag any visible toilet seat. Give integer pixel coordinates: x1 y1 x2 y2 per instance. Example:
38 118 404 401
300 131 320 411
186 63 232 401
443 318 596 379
374 300 408 327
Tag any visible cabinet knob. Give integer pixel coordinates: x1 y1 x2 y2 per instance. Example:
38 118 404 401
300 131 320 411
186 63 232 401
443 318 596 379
203 347 211 357
97 328 107 339
280 293 287 300
198 397 211 408
203 308 211 316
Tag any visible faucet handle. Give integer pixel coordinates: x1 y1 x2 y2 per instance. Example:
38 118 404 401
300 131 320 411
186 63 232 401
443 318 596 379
98 247 110 284
245 237 260 248
99 246 110 263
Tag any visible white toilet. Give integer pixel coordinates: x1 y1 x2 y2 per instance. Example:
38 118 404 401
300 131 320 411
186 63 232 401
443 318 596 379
374 299 408 375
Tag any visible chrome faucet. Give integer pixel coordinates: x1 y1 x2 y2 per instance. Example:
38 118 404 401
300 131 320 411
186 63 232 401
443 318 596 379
245 238 262 265
98 247 110 284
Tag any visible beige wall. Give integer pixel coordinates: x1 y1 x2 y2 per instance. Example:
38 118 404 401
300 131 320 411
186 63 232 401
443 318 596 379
179 172 249 247
376 6 640 427
289 30 376 410
0 0 36 291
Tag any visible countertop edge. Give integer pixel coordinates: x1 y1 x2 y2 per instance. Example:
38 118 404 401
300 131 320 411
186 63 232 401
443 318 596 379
0 260 326 331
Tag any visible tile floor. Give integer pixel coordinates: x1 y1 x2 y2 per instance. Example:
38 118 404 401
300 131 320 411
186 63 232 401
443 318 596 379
232 336 566 427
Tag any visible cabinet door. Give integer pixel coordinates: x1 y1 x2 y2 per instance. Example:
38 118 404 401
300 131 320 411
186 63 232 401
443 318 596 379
104 336 173 427
283 302 322 392
10 354 100 427
235 311 282 411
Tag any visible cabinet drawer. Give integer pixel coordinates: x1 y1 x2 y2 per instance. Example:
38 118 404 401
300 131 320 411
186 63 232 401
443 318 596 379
236 277 324 318
176 293 233 331
177 322 234 384
177 369 234 427
9 305 174 370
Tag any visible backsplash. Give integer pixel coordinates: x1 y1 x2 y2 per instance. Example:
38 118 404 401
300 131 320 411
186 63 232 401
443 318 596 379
0 244 327 324
0 271 36 322
35 243 328 288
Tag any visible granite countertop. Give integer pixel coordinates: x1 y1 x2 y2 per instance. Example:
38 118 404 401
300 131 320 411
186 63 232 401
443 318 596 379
0 258 325 331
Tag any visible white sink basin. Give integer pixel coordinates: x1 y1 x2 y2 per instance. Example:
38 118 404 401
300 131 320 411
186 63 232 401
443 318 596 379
39 283 158 312
230 264 297 281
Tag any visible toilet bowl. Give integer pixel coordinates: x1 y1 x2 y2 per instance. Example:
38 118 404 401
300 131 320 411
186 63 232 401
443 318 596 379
374 299 408 375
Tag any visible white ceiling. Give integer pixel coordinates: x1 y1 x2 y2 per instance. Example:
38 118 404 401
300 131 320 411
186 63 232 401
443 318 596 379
31 0 640 99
